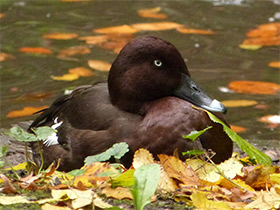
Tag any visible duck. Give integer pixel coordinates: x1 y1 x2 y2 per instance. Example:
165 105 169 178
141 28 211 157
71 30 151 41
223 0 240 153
29 35 233 171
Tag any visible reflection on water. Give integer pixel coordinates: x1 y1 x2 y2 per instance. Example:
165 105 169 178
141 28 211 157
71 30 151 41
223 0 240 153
0 0 279 148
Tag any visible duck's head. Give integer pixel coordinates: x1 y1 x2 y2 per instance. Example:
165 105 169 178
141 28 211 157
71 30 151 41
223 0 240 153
108 35 226 114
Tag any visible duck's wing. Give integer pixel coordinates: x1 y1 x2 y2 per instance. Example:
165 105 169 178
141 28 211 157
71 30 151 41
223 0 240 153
29 85 92 130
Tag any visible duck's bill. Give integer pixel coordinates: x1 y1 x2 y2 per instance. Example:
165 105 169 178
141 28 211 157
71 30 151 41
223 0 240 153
174 74 227 114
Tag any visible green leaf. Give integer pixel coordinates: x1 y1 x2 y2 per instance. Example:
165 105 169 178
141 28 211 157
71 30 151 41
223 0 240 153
131 164 160 210
0 145 8 158
182 126 212 141
85 142 129 165
111 169 135 188
205 110 272 166
67 169 85 176
6 126 37 142
105 207 124 210
182 149 204 156
0 161 5 168
33 126 56 140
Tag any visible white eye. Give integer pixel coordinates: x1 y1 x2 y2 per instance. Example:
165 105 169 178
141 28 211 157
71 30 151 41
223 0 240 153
154 59 162 67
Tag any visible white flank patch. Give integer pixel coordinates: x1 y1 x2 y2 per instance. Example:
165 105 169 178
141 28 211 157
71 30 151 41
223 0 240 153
43 117 63 147
268 115 280 124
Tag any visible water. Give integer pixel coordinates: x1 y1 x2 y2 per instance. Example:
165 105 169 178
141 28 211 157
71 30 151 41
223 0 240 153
0 0 279 149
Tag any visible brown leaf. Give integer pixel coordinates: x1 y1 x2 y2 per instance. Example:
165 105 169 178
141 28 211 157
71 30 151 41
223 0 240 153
6 106 48 118
0 52 15 61
18 91 52 101
102 186 133 200
94 25 139 34
230 125 246 133
68 67 94 77
177 27 215 34
269 61 280 68
241 23 280 47
58 45 90 57
138 7 167 19
0 174 17 194
88 60 111 71
131 22 183 31
0 13 5 18
228 80 280 95
19 47 52 54
158 154 200 187
43 33 78 40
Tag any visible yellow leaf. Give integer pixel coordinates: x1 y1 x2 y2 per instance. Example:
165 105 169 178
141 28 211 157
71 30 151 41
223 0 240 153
5 162 27 171
177 27 215 34
269 61 280 68
41 203 71 210
88 60 111 71
191 191 232 210
239 44 262 50
68 67 94 77
6 106 48 118
93 194 113 209
94 25 139 34
132 148 154 169
78 35 108 44
51 73 79 81
221 100 258 107
138 7 167 19
0 195 30 205
58 45 90 57
270 174 280 184
43 33 78 40
220 178 255 191
131 22 183 31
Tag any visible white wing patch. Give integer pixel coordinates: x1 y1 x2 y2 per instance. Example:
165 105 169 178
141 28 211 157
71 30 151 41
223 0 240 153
43 117 63 147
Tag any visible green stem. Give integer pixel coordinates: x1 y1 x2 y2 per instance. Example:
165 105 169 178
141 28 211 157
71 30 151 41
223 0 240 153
3 157 20 180
37 141 44 174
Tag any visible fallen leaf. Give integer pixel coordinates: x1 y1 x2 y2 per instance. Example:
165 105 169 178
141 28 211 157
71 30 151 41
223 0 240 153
228 80 280 95
94 25 139 34
41 203 71 210
68 67 94 77
0 174 17 194
258 115 280 124
78 35 108 44
269 61 280 68
177 27 215 34
102 186 133 200
93 194 113 209
51 73 79 81
133 148 154 169
0 195 31 205
0 13 5 18
6 106 48 118
191 191 232 210
58 45 90 57
73 162 117 188
221 100 258 107
138 7 167 19
19 91 52 101
245 187 280 210
241 22 280 47
239 44 262 50
43 33 78 40
88 60 111 71
19 47 52 54
131 22 183 31
158 154 200 187
0 52 14 61
230 125 246 133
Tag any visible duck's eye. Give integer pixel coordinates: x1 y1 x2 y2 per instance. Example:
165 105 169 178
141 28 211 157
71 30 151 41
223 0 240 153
154 59 162 67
